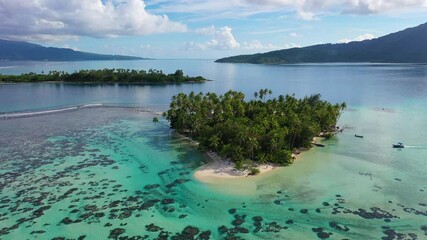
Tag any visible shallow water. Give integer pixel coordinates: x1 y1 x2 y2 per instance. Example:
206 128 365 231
0 106 425 239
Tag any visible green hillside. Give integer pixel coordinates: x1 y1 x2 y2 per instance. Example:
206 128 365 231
216 23 427 64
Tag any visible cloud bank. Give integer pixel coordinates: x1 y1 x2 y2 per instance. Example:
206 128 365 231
0 0 186 41
242 41 300 50
186 25 299 51
338 33 375 43
186 26 240 50
153 0 427 20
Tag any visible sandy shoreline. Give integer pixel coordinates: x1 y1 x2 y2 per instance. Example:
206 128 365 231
194 151 278 182
173 128 332 183
194 136 324 183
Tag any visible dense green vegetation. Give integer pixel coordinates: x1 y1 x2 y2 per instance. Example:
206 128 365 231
0 39 144 61
164 89 346 168
0 69 206 83
216 22 427 64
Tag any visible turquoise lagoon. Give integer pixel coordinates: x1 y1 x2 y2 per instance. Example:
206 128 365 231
0 60 426 239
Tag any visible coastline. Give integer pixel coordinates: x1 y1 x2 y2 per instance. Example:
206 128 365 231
194 151 279 181
171 130 280 182
0 80 208 85
193 136 327 183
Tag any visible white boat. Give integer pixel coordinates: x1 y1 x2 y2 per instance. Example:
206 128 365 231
392 142 404 148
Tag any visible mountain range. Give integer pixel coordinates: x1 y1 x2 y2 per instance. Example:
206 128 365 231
0 39 145 61
216 22 427 64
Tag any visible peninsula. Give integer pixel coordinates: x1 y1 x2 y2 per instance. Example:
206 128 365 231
216 22 427 64
164 89 346 176
0 69 206 84
0 39 145 61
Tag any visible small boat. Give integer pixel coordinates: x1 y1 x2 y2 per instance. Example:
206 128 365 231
313 143 325 147
392 142 404 148
354 134 364 138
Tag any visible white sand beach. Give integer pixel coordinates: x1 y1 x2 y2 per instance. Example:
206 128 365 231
194 151 278 183
194 135 326 183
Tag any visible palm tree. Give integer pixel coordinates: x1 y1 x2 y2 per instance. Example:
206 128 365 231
247 135 259 160
164 89 345 167
209 135 221 152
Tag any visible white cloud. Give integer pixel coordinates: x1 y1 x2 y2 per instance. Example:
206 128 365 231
5 34 80 43
62 44 80 51
195 26 217 35
152 0 427 20
242 41 279 50
242 41 301 50
187 26 240 50
246 0 427 15
289 32 299 37
296 10 316 20
187 26 301 51
343 0 427 14
250 28 295 35
283 43 301 49
0 0 187 41
338 33 375 43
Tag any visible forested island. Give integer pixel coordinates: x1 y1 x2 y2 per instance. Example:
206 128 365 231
216 22 427 64
0 69 206 83
164 89 346 170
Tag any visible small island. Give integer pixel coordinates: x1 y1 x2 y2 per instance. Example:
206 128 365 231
163 89 346 177
0 69 206 84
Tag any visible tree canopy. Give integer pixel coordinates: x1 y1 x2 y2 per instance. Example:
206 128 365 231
164 89 346 167
0 69 206 83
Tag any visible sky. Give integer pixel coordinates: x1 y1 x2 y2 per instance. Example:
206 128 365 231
0 0 426 59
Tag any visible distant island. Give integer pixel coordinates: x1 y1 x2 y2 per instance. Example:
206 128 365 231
164 89 346 174
0 39 145 61
0 69 206 84
216 22 427 64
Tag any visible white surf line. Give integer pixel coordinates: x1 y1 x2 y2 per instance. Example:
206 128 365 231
80 103 103 108
0 104 104 119
0 103 168 119
0 66 18 69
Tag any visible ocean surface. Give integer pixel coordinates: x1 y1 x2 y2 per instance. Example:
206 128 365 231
0 60 426 239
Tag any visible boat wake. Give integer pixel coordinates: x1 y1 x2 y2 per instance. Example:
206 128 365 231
402 145 426 149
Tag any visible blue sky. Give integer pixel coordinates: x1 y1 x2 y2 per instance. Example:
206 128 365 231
0 0 426 59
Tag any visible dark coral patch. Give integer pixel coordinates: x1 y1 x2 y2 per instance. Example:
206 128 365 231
161 198 175 205
353 207 397 220
144 184 160 190
218 225 228 235
329 222 350 232
146 223 163 232
198 230 211 240
108 228 125 239
228 208 237 214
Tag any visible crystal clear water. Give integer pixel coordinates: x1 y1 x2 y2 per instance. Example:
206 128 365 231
0 60 426 239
